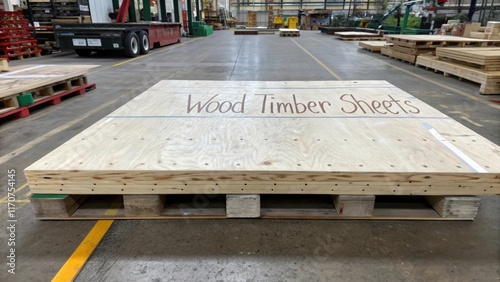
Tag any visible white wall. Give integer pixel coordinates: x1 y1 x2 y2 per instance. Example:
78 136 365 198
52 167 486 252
89 0 115 23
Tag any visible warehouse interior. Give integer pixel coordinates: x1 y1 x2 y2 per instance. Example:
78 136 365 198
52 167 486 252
0 0 499 281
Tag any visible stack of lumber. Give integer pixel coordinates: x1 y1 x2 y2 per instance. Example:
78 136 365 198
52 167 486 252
416 47 500 94
466 21 500 40
0 64 97 117
382 35 500 64
247 11 256 27
358 41 391 52
24 80 500 220
234 30 258 35
279 28 300 37
0 11 41 61
334 31 384 41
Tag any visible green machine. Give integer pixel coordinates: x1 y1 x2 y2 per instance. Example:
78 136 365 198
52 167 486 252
192 21 214 37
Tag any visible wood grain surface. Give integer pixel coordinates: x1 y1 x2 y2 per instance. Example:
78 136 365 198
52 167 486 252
25 80 500 195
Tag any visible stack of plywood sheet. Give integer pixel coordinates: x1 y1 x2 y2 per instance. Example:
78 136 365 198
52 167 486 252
416 47 500 94
334 31 384 41
382 35 500 64
247 11 256 27
358 41 391 52
467 21 500 40
24 80 500 220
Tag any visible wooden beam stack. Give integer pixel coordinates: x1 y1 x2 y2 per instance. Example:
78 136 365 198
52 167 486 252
416 47 500 94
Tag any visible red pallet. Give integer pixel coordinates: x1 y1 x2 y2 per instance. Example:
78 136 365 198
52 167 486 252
0 83 96 120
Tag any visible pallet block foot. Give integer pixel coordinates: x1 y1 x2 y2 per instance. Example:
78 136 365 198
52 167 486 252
226 194 260 218
30 194 87 218
425 196 480 219
16 108 30 118
50 97 61 105
333 195 375 216
123 195 166 216
0 58 9 72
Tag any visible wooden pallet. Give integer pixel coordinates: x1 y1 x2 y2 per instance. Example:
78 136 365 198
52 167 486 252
234 30 258 35
381 46 417 64
30 194 481 220
25 80 500 202
0 58 8 72
279 28 300 37
0 79 96 119
416 55 500 94
0 64 98 100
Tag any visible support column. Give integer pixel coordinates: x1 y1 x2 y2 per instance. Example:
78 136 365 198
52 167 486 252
159 0 168 22
187 0 193 35
129 0 138 22
173 0 180 22
112 0 120 10
143 0 152 20
195 0 200 21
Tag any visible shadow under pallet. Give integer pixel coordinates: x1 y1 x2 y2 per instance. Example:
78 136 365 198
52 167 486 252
30 194 481 220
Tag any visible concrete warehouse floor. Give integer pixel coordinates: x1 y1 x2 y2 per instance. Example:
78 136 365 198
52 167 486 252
0 30 499 281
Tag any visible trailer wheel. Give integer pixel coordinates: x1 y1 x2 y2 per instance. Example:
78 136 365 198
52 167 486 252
75 49 92 57
124 32 140 57
138 31 150 54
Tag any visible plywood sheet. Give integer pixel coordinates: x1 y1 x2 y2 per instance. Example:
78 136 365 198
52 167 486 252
385 34 496 43
0 64 98 99
436 47 500 66
335 31 381 37
25 80 500 195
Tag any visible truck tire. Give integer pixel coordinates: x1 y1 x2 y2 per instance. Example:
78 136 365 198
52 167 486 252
138 31 150 54
124 32 140 57
75 49 92 57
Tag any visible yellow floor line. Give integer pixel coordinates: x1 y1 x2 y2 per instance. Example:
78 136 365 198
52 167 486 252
460 116 484 127
52 200 121 282
0 183 28 203
0 99 116 166
290 38 343 80
112 38 202 68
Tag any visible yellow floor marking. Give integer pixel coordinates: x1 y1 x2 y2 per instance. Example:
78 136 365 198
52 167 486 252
290 38 343 80
440 104 448 109
52 199 121 282
449 111 462 114
0 183 28 203
460 116 484 127
112 38 202 67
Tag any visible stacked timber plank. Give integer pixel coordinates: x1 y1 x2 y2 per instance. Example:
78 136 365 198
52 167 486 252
466 21 500 40
382 35 500 64
0 64 97 118
24 80 500 220
247 11 256 27
335 31 384 41
416 47 500 94
234 30 258 35
358 41 391 53
279 28 300 37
